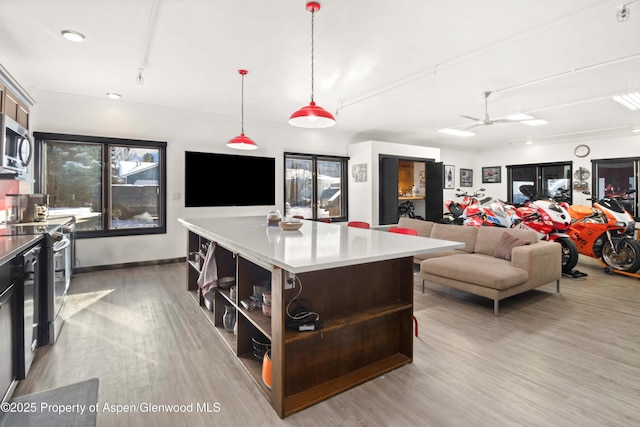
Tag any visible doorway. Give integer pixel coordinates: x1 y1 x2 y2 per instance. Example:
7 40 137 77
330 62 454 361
379 155 442 225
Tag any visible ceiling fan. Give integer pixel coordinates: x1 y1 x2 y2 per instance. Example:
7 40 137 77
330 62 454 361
461 91 513 129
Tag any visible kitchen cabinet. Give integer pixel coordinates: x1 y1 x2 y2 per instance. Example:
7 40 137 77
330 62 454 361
3 89 29 130
180 216 462 418
0 234 48 402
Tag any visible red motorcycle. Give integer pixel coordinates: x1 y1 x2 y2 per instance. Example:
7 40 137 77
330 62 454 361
441 188 485 225
461 196 517 228
512 185 579 274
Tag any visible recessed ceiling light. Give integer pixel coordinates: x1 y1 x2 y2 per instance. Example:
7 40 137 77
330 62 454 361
526 140 533 145
632 127 640 133
506 113 534 121
106 93 121 100
521 119 548 126
437 128 475 137
61 30 86 42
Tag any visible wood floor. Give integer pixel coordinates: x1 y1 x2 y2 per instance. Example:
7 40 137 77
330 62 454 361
14 256 640 426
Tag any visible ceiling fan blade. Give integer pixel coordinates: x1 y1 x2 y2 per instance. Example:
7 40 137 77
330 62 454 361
464 123 483 130
460 115 481 122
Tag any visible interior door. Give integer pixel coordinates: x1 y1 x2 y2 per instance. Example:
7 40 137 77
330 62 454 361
425 162 444 222
379 157 399 225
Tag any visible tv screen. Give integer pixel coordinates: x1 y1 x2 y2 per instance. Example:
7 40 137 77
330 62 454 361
185 151 276 207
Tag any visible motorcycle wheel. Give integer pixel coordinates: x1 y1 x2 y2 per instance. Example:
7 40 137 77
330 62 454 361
557 237 579 274
601 237 640 273
439 216 453 224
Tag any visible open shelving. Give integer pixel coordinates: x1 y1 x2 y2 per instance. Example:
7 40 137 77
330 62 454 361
184 228 413 418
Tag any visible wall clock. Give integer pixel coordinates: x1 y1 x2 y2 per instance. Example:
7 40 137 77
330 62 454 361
574 144 590 158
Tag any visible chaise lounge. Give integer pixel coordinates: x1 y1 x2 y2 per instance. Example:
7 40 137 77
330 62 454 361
398 218 562 315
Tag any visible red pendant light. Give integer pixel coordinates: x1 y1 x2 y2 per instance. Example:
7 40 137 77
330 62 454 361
289 2 336 128
227 69 258 150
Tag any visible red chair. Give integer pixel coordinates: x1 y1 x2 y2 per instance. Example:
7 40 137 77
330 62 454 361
388 227 418 236
319 218 332 223
292 215 304 219
347 221 370 229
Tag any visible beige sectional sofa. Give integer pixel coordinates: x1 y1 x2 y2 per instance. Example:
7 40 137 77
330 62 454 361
397 217 562 315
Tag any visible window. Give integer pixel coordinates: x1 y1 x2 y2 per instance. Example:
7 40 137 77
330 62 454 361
284 153 348 221
592 158 637 217
507 162 572 205
34 133 166 237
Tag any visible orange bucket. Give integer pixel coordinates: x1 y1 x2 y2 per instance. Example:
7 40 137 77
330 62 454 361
262 350 272 389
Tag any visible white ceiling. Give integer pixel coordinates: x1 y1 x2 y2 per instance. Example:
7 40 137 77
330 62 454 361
1 0 639 150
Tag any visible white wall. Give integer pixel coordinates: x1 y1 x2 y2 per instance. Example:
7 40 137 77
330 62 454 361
30 92 352 268
441 136 640 207
28 91 640 267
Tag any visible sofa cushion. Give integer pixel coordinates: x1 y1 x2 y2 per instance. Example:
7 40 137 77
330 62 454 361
474 226 538 256
430 223 478 253
493 232 531 261
421 253 529 290
398 218 435 238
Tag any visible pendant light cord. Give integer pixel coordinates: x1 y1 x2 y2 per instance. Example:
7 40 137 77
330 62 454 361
310 7 315 103
241 72 245 134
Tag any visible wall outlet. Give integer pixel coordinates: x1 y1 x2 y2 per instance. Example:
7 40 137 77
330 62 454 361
285 272 296 290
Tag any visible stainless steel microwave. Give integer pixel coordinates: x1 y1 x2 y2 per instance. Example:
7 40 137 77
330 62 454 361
1 114 32 175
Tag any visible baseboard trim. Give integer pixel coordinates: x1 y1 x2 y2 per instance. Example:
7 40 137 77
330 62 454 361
74 257 186 274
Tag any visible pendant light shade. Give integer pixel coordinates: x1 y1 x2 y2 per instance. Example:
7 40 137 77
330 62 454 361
289 101 336 128
289 2 336 128
227 133 257 150
227 69 258 150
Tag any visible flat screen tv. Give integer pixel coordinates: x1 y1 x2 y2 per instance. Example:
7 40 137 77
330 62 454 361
185 151 276 207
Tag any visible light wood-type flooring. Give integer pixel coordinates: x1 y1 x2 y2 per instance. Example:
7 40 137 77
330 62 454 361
14 256 640 426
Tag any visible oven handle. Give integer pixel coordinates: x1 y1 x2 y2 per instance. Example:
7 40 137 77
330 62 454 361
53 238 71 253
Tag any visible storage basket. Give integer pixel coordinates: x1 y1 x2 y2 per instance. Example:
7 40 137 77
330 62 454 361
252 337 271 361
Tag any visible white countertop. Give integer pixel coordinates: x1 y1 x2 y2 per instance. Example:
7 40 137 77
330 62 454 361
179 216 464 274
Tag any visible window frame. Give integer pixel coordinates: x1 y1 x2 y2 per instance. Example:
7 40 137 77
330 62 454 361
284 152 349 222
33 132 167 238
506 161 572 205
592 156 639 217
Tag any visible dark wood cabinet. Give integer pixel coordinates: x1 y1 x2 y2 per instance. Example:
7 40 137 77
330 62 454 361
185 228 414 418
3 90 29 129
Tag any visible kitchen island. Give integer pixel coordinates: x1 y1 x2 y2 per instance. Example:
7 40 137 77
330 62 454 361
178 216 463 418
